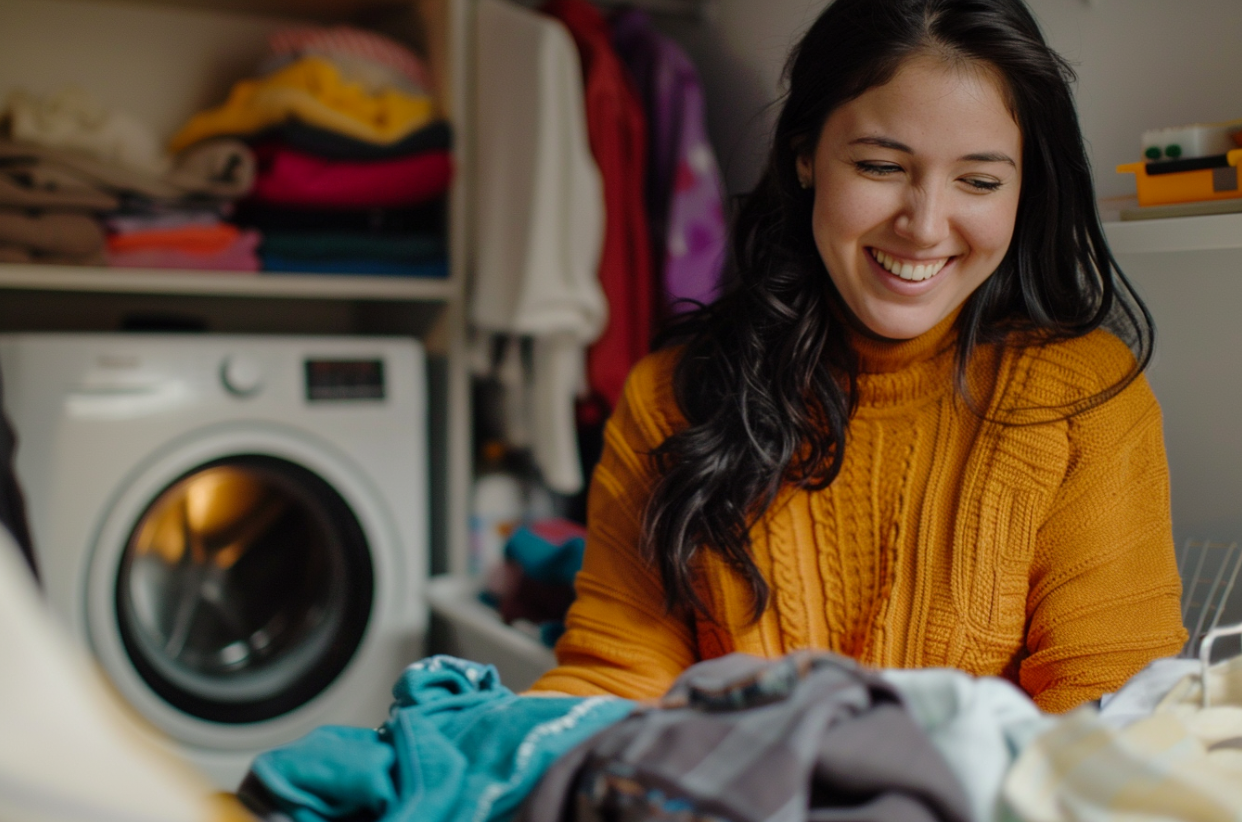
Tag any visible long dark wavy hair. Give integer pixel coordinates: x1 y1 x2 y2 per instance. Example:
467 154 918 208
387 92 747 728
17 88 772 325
642 0 1153 620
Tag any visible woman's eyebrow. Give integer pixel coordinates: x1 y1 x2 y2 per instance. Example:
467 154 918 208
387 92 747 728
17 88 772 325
850 136 912 152
960 151 1017 166
850 136 1016 167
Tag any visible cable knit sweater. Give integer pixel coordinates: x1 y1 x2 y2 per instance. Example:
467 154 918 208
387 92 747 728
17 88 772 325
531 311 1187 712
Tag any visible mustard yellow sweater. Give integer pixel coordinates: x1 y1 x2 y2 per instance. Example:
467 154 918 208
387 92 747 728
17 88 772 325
531 312 1187 712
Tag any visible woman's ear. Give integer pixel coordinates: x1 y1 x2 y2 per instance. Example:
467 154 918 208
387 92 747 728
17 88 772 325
796 155 814 190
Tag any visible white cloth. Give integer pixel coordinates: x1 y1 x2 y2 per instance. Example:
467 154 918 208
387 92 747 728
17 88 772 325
881 667 1053 822
1097 656 1199 728
5 88 171 176
470 0 606 495
1002 656 1242 822
0 528 226 822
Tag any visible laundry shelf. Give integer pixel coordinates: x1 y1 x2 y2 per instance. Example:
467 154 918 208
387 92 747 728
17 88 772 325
1103 210 1242 255
0 263 460 302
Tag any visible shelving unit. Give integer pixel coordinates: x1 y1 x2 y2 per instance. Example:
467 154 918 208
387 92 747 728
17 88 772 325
0 0 474 575
1104 210 1242 255
0 263 461 301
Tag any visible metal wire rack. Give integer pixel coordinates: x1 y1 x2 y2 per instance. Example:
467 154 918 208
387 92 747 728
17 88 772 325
1177 537 1242 661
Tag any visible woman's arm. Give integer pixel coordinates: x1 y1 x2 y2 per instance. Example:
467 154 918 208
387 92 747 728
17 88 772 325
1020 366 1187 712
528 349 699 698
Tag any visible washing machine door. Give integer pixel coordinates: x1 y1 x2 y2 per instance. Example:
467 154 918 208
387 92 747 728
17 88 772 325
112 454 373 725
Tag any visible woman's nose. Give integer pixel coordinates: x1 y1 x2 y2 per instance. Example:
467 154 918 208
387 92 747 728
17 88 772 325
894 188 950 247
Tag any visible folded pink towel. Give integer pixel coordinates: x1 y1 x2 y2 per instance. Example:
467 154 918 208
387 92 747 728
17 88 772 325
249 143 452 208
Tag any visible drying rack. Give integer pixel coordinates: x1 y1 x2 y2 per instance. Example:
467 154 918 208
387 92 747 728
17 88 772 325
1176 537 1242 706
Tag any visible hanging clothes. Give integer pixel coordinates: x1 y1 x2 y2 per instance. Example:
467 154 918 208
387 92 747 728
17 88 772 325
470 0 607 495
542 0 654 412
611 8 728 316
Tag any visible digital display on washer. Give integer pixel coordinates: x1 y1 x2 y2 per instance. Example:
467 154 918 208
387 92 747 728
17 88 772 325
304 359 385 401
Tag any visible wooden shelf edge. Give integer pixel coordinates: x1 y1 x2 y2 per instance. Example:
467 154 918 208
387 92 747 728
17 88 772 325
0 263 461 302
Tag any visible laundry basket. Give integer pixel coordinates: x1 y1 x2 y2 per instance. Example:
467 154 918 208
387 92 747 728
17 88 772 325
1177 538 1242 661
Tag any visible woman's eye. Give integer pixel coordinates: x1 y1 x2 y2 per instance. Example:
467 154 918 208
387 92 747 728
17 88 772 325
962 177 1003 192
855 161 902 177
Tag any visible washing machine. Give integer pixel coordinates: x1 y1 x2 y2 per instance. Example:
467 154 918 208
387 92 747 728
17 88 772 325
0 333 428 789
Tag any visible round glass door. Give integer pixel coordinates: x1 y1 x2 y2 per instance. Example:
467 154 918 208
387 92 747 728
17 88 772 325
115 455 374 724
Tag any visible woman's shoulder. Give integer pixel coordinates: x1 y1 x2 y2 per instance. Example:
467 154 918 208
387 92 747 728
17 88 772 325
612 346 689 446
1006 327 1143 401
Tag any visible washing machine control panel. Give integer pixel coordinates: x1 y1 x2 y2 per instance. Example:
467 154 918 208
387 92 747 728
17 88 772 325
220 354 264 397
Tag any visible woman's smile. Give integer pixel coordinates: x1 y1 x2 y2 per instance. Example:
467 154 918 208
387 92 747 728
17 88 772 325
868 247 953 284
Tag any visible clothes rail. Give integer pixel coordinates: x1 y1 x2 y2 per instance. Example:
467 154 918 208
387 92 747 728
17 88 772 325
588 0 708 19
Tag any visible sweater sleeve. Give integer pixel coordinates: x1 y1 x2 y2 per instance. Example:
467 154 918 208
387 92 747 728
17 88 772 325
1020 354 1187 712
528 349 698 698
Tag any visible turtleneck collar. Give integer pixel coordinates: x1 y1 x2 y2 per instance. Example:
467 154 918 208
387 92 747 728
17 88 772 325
845 306 963 408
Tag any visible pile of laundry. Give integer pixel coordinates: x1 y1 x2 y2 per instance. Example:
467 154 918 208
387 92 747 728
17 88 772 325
237 651 1242 822
176 26 452 277
0 89 255 269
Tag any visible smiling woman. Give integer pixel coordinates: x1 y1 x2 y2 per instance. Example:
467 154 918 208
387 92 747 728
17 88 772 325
798 54 1022 340
528 0 1188 712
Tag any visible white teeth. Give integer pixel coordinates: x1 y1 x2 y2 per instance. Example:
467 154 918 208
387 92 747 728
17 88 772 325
871 249 947 282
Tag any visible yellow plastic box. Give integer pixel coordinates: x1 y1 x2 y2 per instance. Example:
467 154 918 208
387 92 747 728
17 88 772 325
1118 148 1242 207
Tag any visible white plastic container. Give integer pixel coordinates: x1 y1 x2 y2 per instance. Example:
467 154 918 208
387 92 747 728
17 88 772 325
426 574 557 691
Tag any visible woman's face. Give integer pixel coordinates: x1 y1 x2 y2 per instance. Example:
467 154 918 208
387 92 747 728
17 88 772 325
797 55 1023 340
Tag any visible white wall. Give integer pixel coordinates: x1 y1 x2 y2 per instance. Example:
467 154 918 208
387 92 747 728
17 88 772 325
0 0 299 142
666 0 1242 200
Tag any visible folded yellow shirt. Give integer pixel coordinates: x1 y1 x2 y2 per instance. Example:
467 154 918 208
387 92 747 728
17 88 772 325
170 57 436 152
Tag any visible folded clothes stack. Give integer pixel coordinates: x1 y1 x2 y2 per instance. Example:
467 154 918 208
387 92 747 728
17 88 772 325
171 25 452 277
0 88 258 270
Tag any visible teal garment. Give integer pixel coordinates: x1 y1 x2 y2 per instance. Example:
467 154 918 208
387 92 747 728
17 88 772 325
245 655 634 822
260 232 446 262
503 527 584 586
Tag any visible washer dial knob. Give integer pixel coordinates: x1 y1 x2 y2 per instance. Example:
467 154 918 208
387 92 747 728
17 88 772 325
221 354 264 397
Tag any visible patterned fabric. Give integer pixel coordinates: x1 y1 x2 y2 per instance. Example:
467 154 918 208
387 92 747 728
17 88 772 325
268 25 431 91
531 309 1187 712
520 652 972 822
611 9 727 315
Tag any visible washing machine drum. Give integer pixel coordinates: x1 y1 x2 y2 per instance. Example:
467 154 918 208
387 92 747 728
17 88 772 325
113 454 373 725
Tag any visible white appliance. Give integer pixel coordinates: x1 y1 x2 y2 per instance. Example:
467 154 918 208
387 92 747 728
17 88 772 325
0 334 428 789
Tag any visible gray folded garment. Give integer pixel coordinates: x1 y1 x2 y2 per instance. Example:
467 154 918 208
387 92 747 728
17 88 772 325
0 210 105 256
0 244 107 266
0 137 255 201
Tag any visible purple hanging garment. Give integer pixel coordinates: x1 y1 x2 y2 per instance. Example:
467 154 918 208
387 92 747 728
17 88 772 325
611 9 727 315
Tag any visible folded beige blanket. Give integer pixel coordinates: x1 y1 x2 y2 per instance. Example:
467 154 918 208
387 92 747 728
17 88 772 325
0 209 105 256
